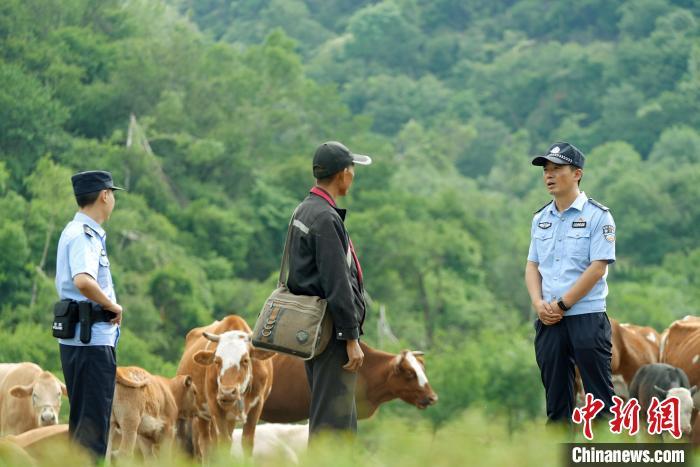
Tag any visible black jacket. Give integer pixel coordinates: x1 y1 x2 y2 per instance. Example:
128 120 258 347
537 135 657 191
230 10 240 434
286 189 365 340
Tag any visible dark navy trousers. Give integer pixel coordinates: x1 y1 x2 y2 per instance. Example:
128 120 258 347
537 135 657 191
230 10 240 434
534 312 615 423
59 344 116 459
305 337 358 439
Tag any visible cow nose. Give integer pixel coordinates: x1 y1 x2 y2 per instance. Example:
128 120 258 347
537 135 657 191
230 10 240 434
223 388 238 398
41 411 57 424
428 393 438 404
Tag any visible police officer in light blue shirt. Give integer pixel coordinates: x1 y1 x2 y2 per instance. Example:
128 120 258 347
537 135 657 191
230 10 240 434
55 170 124 459
525 142 616 424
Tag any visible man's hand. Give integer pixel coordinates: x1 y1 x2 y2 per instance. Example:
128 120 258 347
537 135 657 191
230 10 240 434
104 302 123 325
535 299 562 326
343 339 364 372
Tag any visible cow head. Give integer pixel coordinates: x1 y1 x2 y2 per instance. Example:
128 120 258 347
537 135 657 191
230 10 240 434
193 331 254 419
390 350 438 409
173 374 199 419
655 385 697 435
10 371 67 426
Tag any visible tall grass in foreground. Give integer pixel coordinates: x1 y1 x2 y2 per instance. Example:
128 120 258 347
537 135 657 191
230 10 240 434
1 410 697 467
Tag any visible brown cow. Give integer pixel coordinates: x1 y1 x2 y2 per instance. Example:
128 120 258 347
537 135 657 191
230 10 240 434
108 366 198 458
261 341 438 423
574 319 659 404
657 315 700 444
0 363 67 435
176 315 274 458
611 319 661 385
660 315 700 385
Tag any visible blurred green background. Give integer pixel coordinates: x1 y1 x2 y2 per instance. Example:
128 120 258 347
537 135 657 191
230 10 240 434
1 0 699 438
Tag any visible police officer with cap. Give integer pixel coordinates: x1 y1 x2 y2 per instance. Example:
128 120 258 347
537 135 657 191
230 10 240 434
286 141 371 438
55 170 124 459
525 142 616 424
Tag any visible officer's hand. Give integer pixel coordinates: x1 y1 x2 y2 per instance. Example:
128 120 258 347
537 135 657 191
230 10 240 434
105 302 123 325
343 339 364 373
536 300 561 326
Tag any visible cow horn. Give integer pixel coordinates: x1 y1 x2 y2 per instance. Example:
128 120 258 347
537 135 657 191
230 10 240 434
411 351 425 357
203 332 220 342
653 385 668 397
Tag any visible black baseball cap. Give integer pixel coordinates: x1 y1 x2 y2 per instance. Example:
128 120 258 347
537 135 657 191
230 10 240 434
312 141 372 179
531 142 585 168
71 170 124 196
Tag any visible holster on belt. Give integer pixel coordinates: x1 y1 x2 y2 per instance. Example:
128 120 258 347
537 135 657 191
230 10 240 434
78 302 92 344
76 302 117 344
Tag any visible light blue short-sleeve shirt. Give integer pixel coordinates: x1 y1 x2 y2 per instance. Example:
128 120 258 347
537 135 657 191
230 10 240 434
55 212 119 346
527 192 616 316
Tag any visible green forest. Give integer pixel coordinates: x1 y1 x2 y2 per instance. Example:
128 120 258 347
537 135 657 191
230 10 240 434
1 0 699 429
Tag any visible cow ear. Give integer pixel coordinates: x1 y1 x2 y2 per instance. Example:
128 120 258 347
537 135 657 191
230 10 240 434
194 350 216 366
690 385 697 397
250 347 275 360
60 382 68 397
10 384 34 398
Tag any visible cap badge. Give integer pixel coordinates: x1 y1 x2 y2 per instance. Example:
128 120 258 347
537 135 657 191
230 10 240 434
551 146 560 154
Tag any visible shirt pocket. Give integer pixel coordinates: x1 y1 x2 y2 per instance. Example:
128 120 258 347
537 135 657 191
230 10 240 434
565 229 590 257
534 231 554 259
97 255 111 289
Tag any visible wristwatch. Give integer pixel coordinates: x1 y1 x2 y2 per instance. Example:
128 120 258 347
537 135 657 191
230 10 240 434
557 298 570 312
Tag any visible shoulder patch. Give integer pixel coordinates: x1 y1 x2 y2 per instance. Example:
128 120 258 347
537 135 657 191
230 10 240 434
83 224 96 238
534 201 552 214
588 198 610 212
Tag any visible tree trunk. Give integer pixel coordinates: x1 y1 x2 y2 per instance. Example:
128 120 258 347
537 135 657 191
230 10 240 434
417 271 432 347
30 222 53 307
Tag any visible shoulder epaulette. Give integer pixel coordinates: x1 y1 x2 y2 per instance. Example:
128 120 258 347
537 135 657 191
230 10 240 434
534 201 552 214
588 198 610 211
83 224 96 238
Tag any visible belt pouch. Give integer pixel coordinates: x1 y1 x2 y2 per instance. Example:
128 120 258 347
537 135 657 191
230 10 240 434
78 302 92 344
52 301 77 339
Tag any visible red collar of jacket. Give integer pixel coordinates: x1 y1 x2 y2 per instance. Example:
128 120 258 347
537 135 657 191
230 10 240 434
310 186 363 284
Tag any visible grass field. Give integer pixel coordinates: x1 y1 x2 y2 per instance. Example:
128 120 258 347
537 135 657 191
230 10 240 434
2 410 696 467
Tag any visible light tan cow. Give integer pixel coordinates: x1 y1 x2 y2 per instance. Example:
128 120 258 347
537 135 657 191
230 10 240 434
4 424 68 449
108 366 198 458
2 424 91 465
176 315 274 458
0 363 66 435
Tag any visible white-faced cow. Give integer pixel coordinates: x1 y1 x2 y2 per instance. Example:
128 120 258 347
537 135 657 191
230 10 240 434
261 341 438 423
0 363 67 435
109 366 198 458
629 363 696 437
176 315 274 458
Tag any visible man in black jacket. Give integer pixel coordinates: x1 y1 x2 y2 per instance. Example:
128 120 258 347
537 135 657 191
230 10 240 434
287 141 372 437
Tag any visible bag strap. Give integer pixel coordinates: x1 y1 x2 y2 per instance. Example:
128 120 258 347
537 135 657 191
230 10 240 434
278 208 298 288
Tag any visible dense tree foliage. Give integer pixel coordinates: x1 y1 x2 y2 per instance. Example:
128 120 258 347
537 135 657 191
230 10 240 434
1 0 699 428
